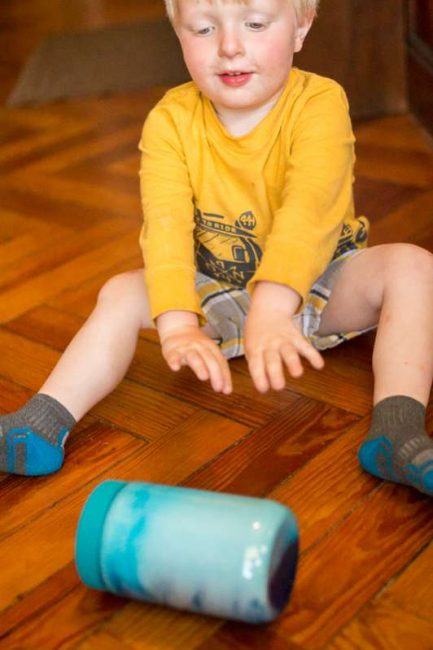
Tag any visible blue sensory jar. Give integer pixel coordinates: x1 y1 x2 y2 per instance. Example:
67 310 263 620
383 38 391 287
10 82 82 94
75 480 298 624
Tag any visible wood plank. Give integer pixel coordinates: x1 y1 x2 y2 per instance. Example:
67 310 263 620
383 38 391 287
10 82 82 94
0 581 127 650
6 306 95 351
77 604 222 650
0 328 60 389
0 217 134 292
46 257 143 317
353 176 424 224
278 486 433 647
0 563 83 643
47 259 143 316
0 329 201 440
377 539 433 623
131 337 372 421
194 626 304 650
270 418 375 551
0 422 148 539
0 377 32 415
185 400 360 497
232 342 374 417
0 226 72 270
58 159 140 197
127 340 316 427
354 143 433 188
4 169 140 214
0 208 73 242
327 597 433 650
108 153 142 177
0 182 135 228
18 121 141 175
75 630 136 650
0 123 91 167
94 379 198 440
354 114 433 153
367 189 433 247
0 231 139 323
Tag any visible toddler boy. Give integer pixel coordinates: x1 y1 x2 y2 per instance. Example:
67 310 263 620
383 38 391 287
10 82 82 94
1 0 433 496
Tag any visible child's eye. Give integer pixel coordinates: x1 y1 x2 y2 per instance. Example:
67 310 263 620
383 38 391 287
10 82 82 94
195 25 215 36
246 22 267 31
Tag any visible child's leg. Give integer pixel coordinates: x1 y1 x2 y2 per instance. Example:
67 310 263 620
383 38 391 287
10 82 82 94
0 269 154 476
317 244 433 495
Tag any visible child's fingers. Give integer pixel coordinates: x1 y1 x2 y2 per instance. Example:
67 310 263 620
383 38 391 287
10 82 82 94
164 350 182 372
263 349 286 390
186 346 232 394
297 338 324 369
280 344 304 378
190 348 221 390
206 348 233 394
164 347 208 378
163 334 233 394
247 353 269 393
185 349 210 382
214 351 233 394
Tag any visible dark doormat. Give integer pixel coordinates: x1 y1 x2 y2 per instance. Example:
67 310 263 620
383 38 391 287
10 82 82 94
7 20 190 107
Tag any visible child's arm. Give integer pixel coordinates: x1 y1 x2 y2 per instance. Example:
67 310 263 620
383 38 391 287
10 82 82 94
157 310 232 395
247 82 356 315
139 99 231 393
244 281 324 393
244 82 356 392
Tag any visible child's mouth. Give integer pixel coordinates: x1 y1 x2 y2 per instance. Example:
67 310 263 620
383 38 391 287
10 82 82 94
219 72 252 87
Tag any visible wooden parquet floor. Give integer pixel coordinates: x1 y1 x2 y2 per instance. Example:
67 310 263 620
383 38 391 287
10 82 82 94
2 4 433 650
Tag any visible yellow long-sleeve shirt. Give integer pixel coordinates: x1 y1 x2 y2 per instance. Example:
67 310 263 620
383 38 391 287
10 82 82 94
139 67 369 320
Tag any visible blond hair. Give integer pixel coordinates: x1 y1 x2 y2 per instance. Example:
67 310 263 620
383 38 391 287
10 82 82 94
164 0 320 24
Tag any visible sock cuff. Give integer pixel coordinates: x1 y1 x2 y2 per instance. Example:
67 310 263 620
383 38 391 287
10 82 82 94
372 395 426 430
29 394 76 429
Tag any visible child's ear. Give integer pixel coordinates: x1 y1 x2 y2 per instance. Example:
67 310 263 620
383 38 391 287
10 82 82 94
294 17 314 53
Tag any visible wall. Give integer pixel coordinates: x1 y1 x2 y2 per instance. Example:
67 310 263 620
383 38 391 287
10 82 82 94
407 0 433 134
296 0 407 118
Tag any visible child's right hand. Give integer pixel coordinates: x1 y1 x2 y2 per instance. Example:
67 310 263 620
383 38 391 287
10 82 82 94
160 325 232 395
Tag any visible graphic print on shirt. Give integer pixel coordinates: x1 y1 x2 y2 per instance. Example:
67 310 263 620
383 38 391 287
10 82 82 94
194 207 263 288
332 217 369 260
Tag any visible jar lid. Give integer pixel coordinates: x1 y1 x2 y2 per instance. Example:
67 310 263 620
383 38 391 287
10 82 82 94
75 480 126 590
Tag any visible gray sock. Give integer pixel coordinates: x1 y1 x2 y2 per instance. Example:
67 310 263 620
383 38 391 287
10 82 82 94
0 394 76 475
359 395 433 495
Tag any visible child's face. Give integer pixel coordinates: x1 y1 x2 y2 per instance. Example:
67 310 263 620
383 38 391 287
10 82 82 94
175 0 312 119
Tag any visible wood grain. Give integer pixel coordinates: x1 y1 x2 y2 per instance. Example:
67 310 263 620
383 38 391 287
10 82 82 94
327 598 433 650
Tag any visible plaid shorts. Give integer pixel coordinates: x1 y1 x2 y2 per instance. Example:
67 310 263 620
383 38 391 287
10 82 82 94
196 249 375 360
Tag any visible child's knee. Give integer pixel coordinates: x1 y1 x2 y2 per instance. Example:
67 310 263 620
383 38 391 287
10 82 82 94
383 244 433 285
97 270 152 327
98 272 134 304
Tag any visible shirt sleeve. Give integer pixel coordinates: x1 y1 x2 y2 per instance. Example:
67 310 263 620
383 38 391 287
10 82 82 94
138 104 202 321
247 82 356 307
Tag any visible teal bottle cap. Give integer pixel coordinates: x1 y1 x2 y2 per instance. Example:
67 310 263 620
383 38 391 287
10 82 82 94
75 480 126 590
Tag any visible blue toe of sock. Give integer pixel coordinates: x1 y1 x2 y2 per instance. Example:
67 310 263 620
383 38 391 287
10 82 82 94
358 439 381 476
420 470 433 495
358 436 396 480
359 438 433 496
6 428 64 476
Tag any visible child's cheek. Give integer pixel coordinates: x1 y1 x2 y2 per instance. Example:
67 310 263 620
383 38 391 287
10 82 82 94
181 41 209 79
257 37 295 71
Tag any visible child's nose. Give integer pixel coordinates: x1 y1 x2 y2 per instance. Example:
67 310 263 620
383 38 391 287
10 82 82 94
218 28 245 58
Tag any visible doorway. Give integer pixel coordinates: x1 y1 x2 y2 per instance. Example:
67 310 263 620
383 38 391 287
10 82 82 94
407 0 433 134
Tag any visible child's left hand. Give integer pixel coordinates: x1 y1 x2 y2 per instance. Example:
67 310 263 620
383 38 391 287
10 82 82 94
244 303 324 393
